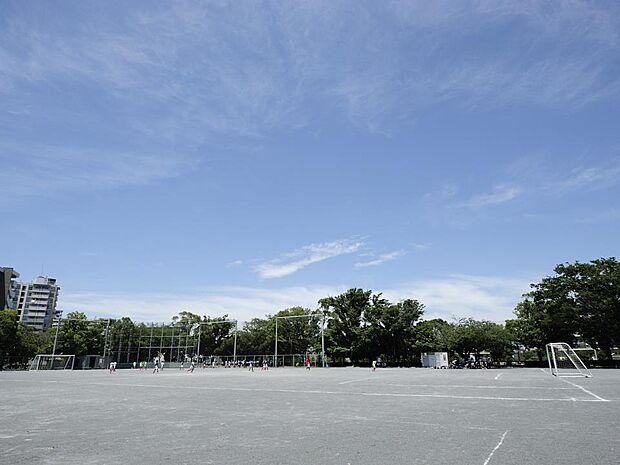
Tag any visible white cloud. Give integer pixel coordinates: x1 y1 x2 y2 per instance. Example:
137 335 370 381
60 274 532 325
60 285 345 324
354 250 406 268
453 185 522 209
383 274 533 323
254 239 365 279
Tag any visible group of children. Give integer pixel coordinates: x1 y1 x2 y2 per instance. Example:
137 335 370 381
107 356 316 373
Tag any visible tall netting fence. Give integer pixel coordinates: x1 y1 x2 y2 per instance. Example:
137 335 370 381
47 319 239 369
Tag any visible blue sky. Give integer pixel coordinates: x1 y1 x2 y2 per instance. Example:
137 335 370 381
1 1 619 323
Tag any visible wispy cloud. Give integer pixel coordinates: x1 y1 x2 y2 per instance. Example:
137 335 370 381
423 184 459 203
354 250 406 268
0 141 195 197
2 3 619 199
545 159 620 194
453 185 522 209
433 154 620 214
254 239 365 279
2 2 619 138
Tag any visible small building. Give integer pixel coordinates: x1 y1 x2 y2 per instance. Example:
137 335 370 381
421 351 448 368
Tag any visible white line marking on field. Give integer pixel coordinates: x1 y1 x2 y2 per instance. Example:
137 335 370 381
483 430 508 465
494 373 503 380
383 383 573 391
339 377 376 385
37 380 608 402
539 368 548 374
559 378 609 402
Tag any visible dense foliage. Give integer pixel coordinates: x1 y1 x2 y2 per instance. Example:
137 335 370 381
510 257 620 360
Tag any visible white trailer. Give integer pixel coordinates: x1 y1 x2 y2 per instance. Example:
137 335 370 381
421 351 448 368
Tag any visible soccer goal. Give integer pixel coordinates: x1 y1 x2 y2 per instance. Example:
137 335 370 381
546 343 592 378
30 354 75 371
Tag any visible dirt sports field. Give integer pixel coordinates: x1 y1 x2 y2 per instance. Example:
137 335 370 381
1 367 619 465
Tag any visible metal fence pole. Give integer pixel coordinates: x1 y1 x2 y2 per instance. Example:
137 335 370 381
197 324 201 360
103 319 110 359
233 321 238 362
321 317 326 367
274 317 278 367
52 318 61 358
117 330 123 363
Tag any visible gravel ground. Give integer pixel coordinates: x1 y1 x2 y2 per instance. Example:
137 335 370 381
1 367 619 465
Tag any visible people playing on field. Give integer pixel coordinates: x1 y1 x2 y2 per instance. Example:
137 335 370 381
305 356 311 370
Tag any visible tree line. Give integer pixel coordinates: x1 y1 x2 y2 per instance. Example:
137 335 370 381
1 257 618 369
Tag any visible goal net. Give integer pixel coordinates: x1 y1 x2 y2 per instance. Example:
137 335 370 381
30 354 75 371
546 343 592 378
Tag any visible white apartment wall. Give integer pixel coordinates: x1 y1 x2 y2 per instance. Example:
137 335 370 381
16 277 60 331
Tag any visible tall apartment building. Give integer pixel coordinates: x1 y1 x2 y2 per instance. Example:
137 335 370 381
15 276 61 331
0 267 20 310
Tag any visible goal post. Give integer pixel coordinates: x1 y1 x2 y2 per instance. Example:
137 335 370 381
196 319 238 363
546 343 592 378
30 354 75 371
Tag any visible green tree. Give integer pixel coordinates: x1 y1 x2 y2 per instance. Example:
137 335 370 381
0 309 20 369
506 304 545 360
107 317 137 363
568 258 620 360
513 257 620 360
236 317 274 355
55 312 107 357
413 318 450 355
172 311 202 330
16 324 50 361
365 296 425 365
448 319 513 361
198 315 236 356
319 288 371 364
274 307 321 355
